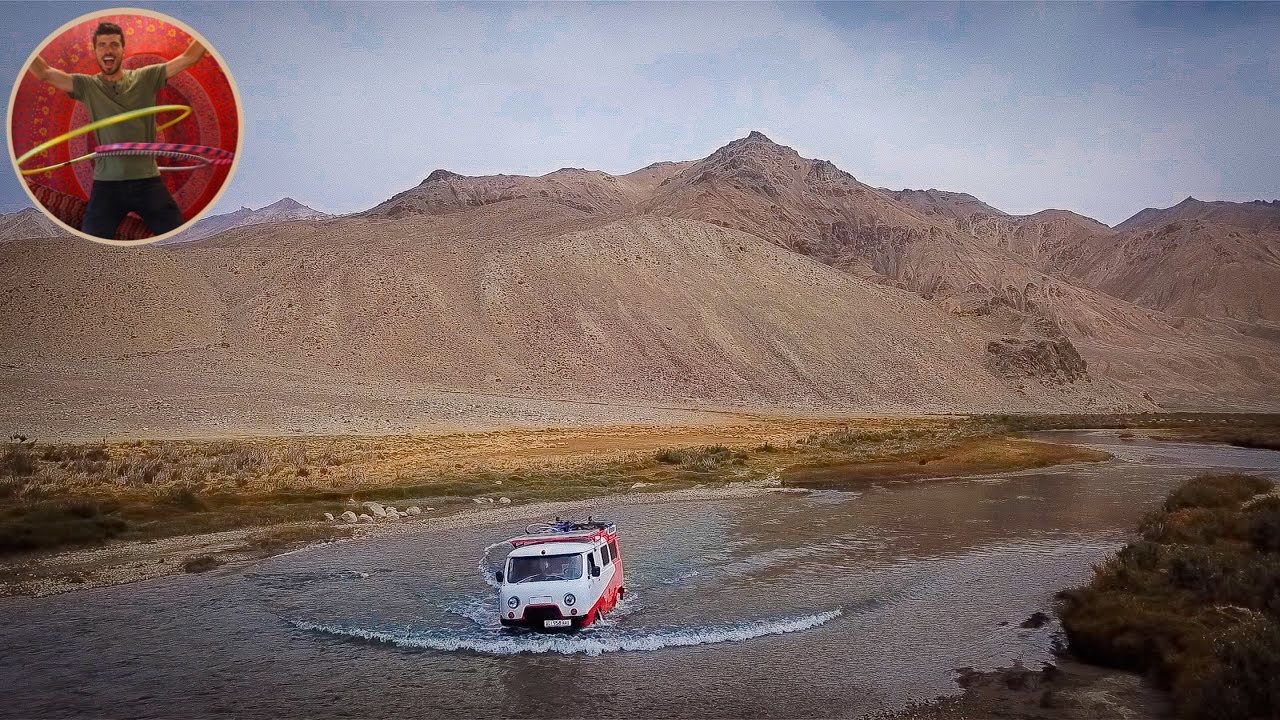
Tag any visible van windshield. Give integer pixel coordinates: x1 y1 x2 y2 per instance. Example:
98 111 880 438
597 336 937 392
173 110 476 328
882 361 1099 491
507 553 583 583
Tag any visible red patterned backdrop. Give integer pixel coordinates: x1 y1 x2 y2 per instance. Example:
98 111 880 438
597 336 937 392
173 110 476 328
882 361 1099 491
11 13 239 234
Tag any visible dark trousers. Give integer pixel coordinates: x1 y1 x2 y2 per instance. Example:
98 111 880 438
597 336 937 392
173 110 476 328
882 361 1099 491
82 177 185 239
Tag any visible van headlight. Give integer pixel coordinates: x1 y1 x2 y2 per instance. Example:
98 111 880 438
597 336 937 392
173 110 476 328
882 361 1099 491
563 593 576 606
507 596 520 609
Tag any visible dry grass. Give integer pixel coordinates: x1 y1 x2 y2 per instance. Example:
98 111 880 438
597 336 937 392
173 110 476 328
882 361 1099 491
1154 426 1280 452
782 436 1110 490
4 412 1267 556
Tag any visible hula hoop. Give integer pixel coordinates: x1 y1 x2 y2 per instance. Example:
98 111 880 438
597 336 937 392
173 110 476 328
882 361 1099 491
98 142 233 163
94 148 214 171
16 104 215 175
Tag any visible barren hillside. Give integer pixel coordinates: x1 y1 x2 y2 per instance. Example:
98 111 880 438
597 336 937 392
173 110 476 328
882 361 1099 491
166 198 331 245
1073 198 1280 326
2 132 1278 439
0 207 64 241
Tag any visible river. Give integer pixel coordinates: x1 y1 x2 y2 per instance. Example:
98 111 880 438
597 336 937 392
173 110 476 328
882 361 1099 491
2 431 1278 718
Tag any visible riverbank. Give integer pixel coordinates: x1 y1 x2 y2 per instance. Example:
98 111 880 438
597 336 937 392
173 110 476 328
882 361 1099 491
886 654 1172 720
0 414 1116 597
895 470 1280 720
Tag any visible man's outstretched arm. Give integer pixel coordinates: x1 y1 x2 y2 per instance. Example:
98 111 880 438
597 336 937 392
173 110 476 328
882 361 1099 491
164 39 206 79
29 56 74 94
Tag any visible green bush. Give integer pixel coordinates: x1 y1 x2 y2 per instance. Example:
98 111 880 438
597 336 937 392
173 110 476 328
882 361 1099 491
1140 507 1245 545
652 445 745 471
1057 589 1207 682
1246 497 1280 554
1164 474 1273 512
1175 620 1280 720
0 500 127 553
1059 473 1280 719
1166 545 1249 603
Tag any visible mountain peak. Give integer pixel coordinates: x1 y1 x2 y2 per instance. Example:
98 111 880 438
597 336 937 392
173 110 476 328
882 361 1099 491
707 131 797 161
263 197 305 211
425 169 466 183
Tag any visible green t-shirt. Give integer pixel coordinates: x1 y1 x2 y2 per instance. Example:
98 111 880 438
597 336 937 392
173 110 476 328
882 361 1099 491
68 64 168 181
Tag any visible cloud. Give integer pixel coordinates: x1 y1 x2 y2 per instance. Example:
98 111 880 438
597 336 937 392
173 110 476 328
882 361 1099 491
1 1 1276 224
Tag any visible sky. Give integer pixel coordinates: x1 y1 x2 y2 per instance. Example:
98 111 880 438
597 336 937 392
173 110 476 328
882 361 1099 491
2 1 1277 226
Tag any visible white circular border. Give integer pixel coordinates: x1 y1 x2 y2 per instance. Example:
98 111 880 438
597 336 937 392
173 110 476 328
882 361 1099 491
6 6 245 247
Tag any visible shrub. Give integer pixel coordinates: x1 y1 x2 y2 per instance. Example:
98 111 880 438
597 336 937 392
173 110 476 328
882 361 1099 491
654 448 683 464
1140 507 1245 546
1166 545 1248 603
0 477 24 499
1 443 37 477
1056 589 1206 682
182 555 223 573
653 445 746 471
1246 497 1280 554
0 500 127 553
799 426 901 449
1060 472 1280 719
165 485 207 511
1165 474 1273 512
1175 620 1280 720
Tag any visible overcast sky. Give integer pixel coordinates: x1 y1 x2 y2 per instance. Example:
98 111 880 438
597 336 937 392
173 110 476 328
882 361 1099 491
3 1 1277 226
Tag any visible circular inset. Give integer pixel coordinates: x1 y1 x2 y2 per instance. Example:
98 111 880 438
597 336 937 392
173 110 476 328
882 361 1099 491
7 8 243 246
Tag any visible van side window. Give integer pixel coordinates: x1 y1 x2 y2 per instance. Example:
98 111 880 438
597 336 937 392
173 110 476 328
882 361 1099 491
608 540 620 561
588 553 600 577
601 543 611 565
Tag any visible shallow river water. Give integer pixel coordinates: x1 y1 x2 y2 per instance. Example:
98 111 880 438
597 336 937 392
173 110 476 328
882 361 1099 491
2 431 1279 719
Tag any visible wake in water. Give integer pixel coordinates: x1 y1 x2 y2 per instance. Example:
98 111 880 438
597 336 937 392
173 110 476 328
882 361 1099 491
478 539 510 589
290 608 842 656
659 569 701 585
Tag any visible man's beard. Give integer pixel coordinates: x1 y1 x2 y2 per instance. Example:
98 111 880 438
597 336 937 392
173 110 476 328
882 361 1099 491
96 55 120 75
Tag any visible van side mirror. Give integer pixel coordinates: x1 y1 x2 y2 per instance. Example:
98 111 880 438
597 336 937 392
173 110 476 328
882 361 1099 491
495 571 504 583
590 566 600 578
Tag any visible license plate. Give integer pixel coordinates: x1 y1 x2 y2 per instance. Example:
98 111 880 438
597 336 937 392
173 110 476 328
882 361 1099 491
543 619 571 628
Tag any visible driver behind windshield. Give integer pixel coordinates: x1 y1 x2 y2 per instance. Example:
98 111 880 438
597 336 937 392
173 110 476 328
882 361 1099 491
510 553 583 582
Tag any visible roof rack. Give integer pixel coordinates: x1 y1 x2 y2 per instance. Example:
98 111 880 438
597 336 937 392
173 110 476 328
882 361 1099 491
524 516 614 536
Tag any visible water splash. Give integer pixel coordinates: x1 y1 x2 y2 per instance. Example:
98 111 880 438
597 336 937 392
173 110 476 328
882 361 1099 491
442 597 498 627
291 608 841 656
478 540 510 589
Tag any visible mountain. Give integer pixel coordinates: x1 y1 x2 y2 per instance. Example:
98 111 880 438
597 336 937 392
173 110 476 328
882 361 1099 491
876 188 1008 223
2 132 1279 440
164 197 331 244
362 163 692 220
636 132 1118 333
0 207 66 241
1064 197 1280 327
1115 197 1280 233
0 203 1145 417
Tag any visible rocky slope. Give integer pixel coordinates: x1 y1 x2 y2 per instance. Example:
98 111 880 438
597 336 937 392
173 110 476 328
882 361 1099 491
0 207 65 241
1074 198 1280 327
361 163 691 220
1 133 1278 432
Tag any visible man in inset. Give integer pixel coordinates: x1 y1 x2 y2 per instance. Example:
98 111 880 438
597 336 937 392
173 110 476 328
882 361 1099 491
28 21 207 239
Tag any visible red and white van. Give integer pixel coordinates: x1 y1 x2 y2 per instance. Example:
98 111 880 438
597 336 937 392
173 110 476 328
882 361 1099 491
496 519 625 630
